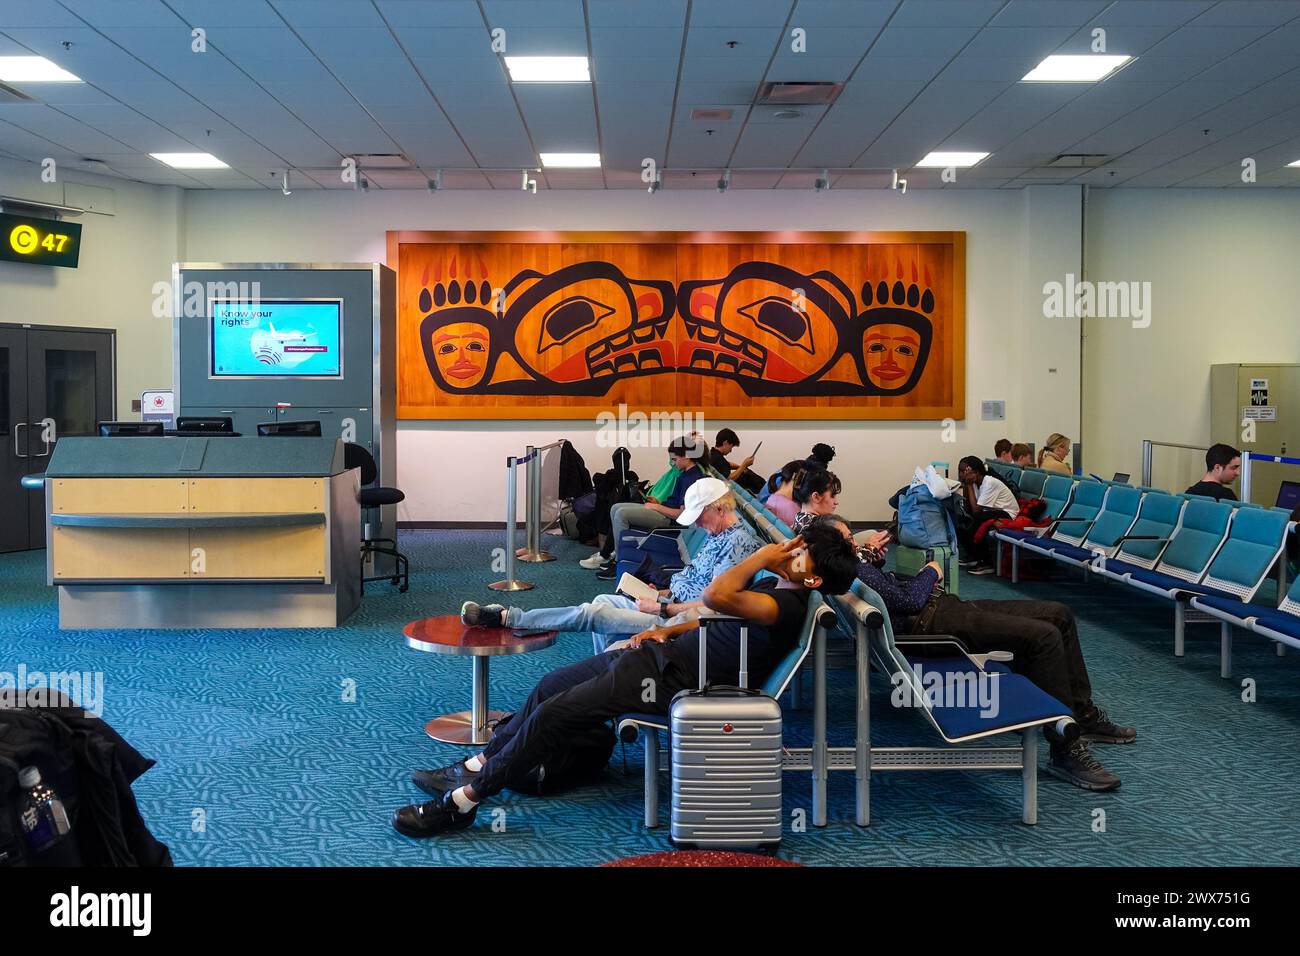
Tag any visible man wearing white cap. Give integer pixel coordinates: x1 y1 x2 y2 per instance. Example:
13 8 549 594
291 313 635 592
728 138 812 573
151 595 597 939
460 477 761 651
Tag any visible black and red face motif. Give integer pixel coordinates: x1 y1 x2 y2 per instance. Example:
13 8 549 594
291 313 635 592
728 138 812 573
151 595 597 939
415 259 937 397
419 261 675 396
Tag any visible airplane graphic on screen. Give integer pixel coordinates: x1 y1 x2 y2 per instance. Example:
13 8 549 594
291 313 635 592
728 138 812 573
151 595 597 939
250 324 327 368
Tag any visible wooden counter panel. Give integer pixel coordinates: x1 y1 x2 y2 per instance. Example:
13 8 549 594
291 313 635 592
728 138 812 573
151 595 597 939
188 525 327 580
52 478 189 515
186 478 326 515
52 526 190 579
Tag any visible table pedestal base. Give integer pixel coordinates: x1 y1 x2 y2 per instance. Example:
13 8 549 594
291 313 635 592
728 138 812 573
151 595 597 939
425 710 510 746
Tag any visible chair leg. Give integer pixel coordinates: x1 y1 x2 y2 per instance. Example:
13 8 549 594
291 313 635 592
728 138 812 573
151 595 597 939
644 731 660 829
1220 622 1233 679
1021 729 1038 826
1174 602 1185 657
1011 545 1020 584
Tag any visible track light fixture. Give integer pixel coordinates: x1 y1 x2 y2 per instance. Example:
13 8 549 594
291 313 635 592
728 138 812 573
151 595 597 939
427 169 442 193
891 168 907 194
813 169 829 192
521 169 537 193
358 176 369 192
716 169 730 193
281 170 291 196
647 173 662 194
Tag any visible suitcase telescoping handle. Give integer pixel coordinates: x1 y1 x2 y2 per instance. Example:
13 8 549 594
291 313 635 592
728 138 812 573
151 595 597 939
696 613 749 690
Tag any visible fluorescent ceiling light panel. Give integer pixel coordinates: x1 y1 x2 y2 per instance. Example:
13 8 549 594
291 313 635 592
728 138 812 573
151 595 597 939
1288 159 1300 167
1022 55 1131 82
540 153 601 168
505 56 590 82
150 152 229 169
0 57 82 82
916 151 989 168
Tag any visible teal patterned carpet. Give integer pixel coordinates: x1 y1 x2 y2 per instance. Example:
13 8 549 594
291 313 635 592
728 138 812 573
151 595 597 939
4 530 1300 866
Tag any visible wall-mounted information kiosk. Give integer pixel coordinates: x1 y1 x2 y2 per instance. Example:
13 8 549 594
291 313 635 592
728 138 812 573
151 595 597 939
173 262 396 554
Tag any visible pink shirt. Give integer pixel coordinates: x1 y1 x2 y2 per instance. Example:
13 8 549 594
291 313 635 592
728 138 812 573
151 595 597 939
766 493 799 526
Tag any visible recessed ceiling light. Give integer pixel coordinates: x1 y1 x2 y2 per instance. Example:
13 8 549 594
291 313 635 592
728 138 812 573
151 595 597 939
504 57 590 82
1021 55 1131 82
916 151 989 168
540 152 600 168
0 56 82 82
150 152 229 169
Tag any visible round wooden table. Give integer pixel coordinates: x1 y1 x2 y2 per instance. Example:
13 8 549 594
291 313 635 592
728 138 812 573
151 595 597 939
403 615 558 746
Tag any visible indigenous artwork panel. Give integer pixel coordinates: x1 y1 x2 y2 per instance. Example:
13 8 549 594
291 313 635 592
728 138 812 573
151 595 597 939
392 232 964 420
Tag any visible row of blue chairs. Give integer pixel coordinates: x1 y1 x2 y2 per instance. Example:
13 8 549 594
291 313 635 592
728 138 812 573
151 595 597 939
716 464 1076 826
987 467 1296 679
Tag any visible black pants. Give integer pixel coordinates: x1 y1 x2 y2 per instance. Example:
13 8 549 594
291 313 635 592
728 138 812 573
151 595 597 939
474 647 692 800
918 595 1094 723
958 508 1010 564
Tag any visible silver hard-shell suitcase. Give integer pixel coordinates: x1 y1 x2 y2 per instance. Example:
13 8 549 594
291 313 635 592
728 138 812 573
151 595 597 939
669 615 782 848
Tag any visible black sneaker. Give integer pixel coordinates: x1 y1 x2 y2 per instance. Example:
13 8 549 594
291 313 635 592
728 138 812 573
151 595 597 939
1045 740 1121 792
460 601 506 628
595 562 617 580
391 791 478 838
967 563 995 576
412 761 480 798
1078 706 1137 745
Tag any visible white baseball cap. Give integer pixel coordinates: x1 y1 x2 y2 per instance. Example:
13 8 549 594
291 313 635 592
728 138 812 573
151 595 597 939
676 476 730 525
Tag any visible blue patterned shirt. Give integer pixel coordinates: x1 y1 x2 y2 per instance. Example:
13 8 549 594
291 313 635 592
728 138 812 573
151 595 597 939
669 521 762 602
857 562 941 632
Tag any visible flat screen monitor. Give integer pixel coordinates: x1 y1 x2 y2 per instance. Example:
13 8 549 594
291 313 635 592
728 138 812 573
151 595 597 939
257 420 322 437
175 416 233 433
209 299 342 378
98 421 164 437
1276 480 1300 511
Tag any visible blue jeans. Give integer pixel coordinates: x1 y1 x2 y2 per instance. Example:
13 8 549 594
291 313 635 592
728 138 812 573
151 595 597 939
506 594 692 654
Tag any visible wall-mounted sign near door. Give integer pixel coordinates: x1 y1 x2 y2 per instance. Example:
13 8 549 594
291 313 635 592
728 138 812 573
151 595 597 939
0 213 82 268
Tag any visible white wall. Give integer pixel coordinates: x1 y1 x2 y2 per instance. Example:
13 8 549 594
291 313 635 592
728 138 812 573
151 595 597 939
1082 189 1300 486
182 186 1083 521
0 157 181 413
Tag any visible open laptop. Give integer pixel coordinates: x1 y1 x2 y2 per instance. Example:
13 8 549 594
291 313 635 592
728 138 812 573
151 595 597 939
1112 472 1131 485
1276 480 1300 511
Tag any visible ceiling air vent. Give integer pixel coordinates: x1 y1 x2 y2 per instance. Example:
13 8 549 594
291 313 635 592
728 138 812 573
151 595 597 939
0 82 37 104
1047 154 1109 168
756 81 842 106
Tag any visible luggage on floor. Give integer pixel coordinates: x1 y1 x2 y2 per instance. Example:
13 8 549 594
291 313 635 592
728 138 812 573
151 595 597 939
669 617 782 849
894 544 960 596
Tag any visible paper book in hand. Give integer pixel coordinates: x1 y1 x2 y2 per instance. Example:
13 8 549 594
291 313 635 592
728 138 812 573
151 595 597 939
617 573 661 603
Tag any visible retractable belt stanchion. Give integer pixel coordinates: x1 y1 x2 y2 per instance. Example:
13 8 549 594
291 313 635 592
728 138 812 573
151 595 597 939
489 454 534 592
518 442 557 563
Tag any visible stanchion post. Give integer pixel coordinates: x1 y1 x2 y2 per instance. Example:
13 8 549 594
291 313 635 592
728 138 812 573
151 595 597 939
1141 440 1153 488
518 444 555 563
489 455 534 591
1241 451 1253 504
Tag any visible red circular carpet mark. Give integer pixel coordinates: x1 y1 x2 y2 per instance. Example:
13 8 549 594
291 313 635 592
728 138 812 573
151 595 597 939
603 850 800 867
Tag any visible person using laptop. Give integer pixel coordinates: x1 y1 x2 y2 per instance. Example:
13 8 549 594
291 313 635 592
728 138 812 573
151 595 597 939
461 478 760 649
1184 443 1241 502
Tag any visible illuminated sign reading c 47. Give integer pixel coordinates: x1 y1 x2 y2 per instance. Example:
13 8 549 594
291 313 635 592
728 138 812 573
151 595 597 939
0 213 82 268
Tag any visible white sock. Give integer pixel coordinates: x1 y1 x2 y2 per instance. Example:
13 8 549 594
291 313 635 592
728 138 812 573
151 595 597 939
450 787 479 812
464 754 484 772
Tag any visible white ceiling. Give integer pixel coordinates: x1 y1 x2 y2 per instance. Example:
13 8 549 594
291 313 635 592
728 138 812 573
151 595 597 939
1 0 1300 189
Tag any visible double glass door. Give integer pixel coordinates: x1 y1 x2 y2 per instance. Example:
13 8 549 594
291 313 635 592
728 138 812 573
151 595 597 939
0 326 114 553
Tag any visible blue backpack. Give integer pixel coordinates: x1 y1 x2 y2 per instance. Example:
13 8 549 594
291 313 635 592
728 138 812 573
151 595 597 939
891 484 958 551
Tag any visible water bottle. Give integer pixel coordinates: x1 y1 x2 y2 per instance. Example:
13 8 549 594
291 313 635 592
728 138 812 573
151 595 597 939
18 766 71 854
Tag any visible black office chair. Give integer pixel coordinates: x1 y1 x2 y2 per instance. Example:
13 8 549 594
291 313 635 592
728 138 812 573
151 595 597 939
344 442 409 594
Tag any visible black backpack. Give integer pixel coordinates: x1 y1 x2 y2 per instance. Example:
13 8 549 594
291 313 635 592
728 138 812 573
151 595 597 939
0 692 172 867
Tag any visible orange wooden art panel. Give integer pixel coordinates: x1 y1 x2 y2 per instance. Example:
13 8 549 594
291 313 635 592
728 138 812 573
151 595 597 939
389 231 964 420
